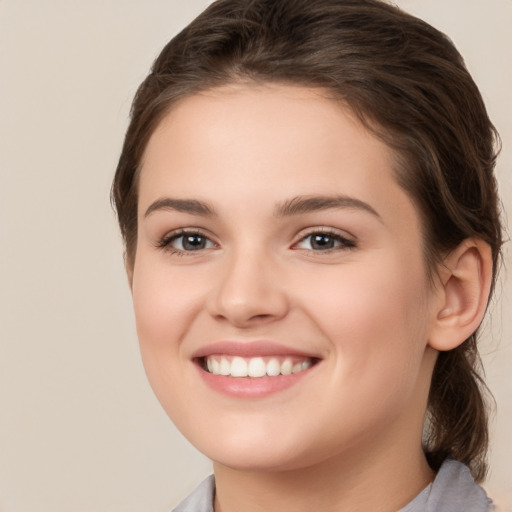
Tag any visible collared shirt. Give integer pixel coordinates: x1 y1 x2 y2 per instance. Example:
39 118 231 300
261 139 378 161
173 459 493 512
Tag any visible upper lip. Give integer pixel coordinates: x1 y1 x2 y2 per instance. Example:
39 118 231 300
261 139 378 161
192 340 320 359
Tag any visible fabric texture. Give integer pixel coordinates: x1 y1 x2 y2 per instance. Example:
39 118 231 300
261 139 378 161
172 459 493 512
398 459 493 512
173 475 215 512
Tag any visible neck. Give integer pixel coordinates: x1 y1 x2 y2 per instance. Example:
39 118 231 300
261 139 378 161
213 441 433 512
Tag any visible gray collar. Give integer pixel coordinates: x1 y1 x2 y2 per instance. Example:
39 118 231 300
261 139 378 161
173 475 215 512
173 459 492 512
399 459 493 512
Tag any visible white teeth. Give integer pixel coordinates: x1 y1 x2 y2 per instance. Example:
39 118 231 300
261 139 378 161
248 357 267 378
301 360 312 371
280 359 293 375
266 358 281 377
205 355 314 378
292 363 303 374
219 357 231 376
230 357 248 377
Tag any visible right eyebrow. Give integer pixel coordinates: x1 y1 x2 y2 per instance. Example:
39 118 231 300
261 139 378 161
144 198 217 218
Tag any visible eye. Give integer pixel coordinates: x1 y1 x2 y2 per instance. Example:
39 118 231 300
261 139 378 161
159 230 216 253
294 230 355 251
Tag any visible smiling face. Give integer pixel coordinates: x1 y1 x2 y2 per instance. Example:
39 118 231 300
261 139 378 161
131 84 441 472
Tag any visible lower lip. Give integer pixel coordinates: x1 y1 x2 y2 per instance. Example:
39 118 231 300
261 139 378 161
196 363 314 399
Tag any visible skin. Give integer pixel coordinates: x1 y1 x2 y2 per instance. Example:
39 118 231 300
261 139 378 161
129 84 490 512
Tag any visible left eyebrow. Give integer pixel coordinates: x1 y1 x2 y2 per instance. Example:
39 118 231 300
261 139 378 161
274 194 381 220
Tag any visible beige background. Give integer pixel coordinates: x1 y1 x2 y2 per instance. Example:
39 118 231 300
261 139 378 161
0 1 510 510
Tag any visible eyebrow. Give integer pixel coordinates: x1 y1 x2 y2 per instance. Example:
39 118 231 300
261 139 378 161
144 194 380 220
144 198 216 218
274 195 381 219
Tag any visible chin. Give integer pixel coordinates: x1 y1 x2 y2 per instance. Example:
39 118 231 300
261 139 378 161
211 450 313 473
194 429 335 473
181 427 301 471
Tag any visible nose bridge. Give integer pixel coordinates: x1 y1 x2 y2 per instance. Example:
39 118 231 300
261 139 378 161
208 240 289 327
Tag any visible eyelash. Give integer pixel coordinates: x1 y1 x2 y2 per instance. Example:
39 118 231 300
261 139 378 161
157 229 217 256
156 228 356 256
293 229 356 253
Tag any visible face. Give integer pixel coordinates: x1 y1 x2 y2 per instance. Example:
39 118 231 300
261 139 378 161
132 84 440 472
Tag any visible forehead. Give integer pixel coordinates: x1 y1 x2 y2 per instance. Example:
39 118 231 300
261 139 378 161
141 83 423 243
139 84 402 200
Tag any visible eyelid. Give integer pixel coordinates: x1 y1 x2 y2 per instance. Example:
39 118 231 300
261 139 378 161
292 227 357 251
156 228 219 253
155 226 356 254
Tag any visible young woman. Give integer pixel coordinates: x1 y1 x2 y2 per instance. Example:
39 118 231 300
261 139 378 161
112 1 503 510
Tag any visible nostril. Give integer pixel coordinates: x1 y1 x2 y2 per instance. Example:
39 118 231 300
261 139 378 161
207 265 290 327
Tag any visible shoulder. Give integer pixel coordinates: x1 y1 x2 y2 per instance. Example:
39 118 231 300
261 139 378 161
400 459 493 512
172 475 215 512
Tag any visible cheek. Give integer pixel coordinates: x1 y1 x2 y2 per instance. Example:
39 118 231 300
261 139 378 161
302 256 431 379
303 266 432 442
131 259 202 364
130 260 207 422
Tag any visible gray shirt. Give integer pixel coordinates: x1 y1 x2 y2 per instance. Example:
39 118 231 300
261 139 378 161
173 459 493 512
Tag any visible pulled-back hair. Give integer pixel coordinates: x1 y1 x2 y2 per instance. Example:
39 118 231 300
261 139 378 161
112 0 503 481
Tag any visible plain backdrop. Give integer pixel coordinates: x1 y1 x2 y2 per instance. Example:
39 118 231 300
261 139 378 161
0 1 510 510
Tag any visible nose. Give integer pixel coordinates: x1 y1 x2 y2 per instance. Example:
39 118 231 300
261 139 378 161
207 247 290 328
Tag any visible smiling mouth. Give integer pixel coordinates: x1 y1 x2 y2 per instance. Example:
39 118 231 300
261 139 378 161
200 355 317 378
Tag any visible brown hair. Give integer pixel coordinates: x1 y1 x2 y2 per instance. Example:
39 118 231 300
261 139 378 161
112 0 503 481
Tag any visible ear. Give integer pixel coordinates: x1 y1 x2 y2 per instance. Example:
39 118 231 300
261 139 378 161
428 239 493 351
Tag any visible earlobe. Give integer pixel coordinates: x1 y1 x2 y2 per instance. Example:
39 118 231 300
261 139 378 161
428 239 493 351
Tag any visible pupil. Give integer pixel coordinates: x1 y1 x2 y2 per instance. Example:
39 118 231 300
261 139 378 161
183 235 205 250
312 234 334 250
